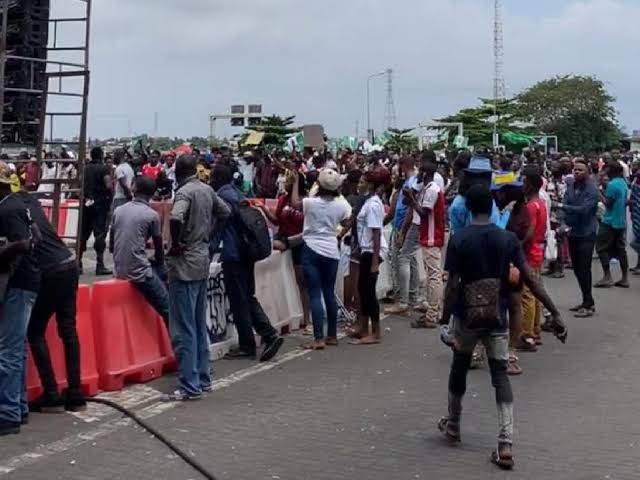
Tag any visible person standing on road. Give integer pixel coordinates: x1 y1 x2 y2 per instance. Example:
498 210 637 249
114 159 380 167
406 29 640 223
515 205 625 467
164 155 230 401
286 169 351 350
556 158 599 318
594 161 630 289
0 162 40 436
404 161 446 329
437 184 566 470
112 149 135 213
211 164 285 362
111 176 169 326
79 147 113 276
385 156 419 315
17 189 86 414
517 166 548 352
349 167 391 345
142 151 163 180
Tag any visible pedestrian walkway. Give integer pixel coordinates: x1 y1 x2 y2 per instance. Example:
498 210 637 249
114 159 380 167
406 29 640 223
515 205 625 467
2 274 639 479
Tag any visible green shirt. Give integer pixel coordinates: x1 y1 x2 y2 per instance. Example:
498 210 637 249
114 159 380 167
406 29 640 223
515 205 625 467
602 177 628 230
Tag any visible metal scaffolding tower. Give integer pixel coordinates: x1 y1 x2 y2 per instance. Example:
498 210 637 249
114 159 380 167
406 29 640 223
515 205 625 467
0 0 92 257
383 68 397 131
492 0 505 146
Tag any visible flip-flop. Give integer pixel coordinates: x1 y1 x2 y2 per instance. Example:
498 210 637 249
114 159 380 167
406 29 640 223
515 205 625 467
300 342 325 350
614 281 630 288
594 281 614 288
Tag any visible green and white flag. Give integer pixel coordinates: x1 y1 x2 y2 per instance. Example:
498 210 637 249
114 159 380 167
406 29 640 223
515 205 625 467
453 135 469 149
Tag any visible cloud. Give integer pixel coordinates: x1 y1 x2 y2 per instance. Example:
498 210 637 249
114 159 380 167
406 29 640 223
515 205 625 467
50 0 640 138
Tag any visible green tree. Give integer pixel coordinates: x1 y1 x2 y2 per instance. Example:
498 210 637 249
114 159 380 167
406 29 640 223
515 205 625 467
247 115 300 148
514 75 622 152
434 98 528 148
386 128 418 153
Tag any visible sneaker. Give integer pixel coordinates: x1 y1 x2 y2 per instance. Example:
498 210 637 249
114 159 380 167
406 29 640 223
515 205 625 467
201 384 213 393
29 393 65 414
161 389 202 402
223 349 257 360
260 336 284 362
0 420 20 436
384 304 409 315
64 389 87 412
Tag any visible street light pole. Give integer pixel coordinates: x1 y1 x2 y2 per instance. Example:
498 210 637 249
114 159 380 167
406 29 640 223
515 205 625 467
367 71 386 143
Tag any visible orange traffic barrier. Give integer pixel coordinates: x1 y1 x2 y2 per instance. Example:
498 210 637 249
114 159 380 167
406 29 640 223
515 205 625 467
26 285 99 401
91 280 174 391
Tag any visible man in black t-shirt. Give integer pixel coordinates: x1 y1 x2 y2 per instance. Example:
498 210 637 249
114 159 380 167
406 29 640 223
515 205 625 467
0 162 40 436
80 147 113 275
17 192 86 413
437 184 566 470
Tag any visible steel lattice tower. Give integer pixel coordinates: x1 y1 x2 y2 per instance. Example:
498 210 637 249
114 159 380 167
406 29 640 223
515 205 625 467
492 0 505 146
384 68 397 130
493 0 505 102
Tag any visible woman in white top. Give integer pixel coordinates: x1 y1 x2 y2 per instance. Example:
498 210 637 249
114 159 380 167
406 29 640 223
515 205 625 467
281 169 351 350
350 167 391 345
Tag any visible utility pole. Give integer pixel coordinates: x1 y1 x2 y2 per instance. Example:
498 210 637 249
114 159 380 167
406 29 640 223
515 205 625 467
493 0 505 148
153 111 158 137
384 68 397 131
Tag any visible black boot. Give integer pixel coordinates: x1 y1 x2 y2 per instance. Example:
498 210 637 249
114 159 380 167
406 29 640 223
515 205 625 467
95 254 112 276
64 388 87 412
29 391 65 413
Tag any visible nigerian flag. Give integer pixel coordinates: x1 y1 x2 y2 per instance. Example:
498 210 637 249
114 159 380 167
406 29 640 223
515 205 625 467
284 132 305 152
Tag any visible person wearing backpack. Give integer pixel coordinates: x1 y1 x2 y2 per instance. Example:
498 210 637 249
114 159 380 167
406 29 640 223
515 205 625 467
437 184 567 470
211 164 284 363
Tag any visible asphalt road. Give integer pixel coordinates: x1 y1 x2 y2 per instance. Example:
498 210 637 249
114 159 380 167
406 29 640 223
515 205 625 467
2 257 639 480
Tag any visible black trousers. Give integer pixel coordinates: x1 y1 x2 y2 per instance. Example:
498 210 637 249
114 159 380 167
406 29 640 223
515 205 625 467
27 265 81 395
568 236 596 308
358 252 380 322
222 261 277 355
80 202 109 255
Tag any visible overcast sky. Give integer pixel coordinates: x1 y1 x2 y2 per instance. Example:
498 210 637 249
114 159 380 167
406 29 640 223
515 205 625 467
51 0 640 140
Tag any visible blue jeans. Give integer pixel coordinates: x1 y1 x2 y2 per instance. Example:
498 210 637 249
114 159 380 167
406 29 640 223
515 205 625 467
133 270 170 326
168 279 210 396
301 244 339 341
0 288 37 423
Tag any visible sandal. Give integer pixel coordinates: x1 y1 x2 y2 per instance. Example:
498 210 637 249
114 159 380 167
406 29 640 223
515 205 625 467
614 281 630 288
300 341 325 350
594 280 614 288
437 417 461 443
302 325 314 336
507 356 523 376
325 337 339 346
470 352 484 369
491 443 514 470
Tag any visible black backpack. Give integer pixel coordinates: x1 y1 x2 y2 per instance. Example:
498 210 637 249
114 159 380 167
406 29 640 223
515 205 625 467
236 204 272 263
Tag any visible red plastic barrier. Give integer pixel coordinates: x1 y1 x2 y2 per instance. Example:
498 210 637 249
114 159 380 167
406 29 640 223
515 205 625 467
26 285 99 402
91 280 174 391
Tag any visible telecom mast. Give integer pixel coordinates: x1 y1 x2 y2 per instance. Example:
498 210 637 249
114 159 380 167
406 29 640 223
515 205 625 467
384 68 397 130
493 0 505 146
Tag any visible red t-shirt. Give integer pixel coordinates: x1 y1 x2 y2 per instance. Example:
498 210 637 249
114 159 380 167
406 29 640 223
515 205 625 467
275 195 304 237
525 198 547 268
418 182 446 248
142 163 162 179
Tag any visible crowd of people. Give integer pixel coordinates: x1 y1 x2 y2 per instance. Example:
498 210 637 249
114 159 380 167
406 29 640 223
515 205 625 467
1 141 639 470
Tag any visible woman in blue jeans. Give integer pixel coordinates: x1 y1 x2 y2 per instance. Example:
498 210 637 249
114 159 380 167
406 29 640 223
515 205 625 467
278 169 351 350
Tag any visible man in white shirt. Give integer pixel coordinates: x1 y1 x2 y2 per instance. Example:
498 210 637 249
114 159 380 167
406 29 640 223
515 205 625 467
112 149 135 212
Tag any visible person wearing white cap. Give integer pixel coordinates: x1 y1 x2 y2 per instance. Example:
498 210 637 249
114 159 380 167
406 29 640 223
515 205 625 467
279 169 351 350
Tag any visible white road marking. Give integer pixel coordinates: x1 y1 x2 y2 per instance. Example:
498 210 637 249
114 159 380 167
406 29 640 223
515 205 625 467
0 347 311 476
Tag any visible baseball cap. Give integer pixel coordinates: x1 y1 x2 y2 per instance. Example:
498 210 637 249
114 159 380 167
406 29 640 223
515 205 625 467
317 168 342 192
